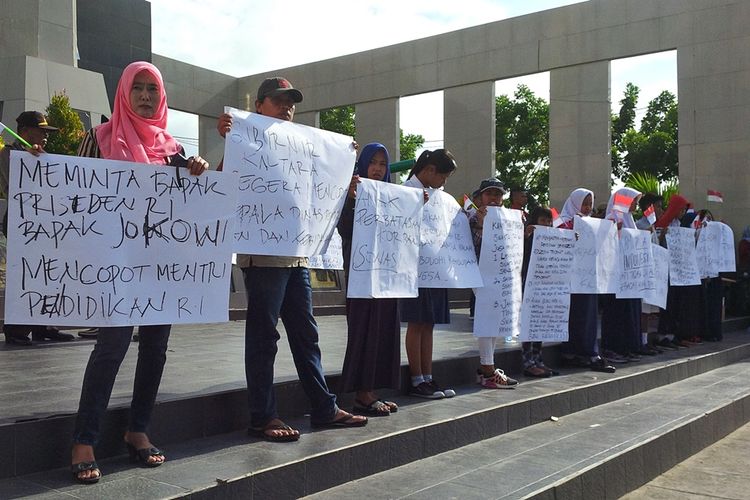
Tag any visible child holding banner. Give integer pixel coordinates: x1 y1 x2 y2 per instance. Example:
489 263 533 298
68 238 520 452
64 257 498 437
653 195 692 349
557 188 616 373
401 149 458 399
337 143 400 416
600 188 643 362
469 178 520 388
520 206 560 377
70 61 211 484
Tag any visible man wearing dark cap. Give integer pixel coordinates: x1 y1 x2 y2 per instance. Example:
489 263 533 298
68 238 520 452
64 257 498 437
0 111 57 199
216 78 367 442
0 111 74 345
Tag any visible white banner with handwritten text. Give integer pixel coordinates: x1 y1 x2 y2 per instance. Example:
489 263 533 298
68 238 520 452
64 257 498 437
5 151 237 326
473 207 524 338
223 107 355 257
346 178 423 298
519 226 575 342
418 189 483 288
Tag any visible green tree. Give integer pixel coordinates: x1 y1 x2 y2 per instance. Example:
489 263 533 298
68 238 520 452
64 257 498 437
611 83 639 180
319 104 425 161
320 105 355 138
45 91 84 155
611 85 678 182
398 129 424 161
495 84 550 206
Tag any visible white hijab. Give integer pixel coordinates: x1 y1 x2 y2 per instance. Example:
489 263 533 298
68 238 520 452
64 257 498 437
560 188 594 225
605 187 641 229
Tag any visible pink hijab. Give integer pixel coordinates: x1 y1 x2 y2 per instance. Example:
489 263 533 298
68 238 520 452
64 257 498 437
95 61 180 164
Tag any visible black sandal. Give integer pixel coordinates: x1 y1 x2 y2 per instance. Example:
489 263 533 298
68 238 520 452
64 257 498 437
126 443 165 467
248 421 300 442
312 410 368 428
353 399 391 417
71 461 100 484
379 400 398 413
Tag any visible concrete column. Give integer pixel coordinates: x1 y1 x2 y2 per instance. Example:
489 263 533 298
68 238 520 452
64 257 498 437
38 0 77 66
294 111 319 128
549 61 611 210
355 98 399 162
199 114 224 169
677 32 750 237
443 81 495 199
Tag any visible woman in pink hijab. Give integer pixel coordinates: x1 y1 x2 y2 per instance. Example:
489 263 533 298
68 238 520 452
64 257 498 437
71 62 209 484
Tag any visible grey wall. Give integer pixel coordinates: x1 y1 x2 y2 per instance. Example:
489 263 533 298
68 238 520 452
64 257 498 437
0 0 110 136
76 0 152 110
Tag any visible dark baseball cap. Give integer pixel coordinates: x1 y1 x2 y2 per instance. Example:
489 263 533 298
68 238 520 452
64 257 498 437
16 111 58 131
257 77 303 103
478 178 506 193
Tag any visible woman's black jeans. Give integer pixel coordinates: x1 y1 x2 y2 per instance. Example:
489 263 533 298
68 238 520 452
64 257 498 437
73 325 171 446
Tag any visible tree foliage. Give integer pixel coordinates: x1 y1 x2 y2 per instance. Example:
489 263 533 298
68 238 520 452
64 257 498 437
624 171 679 208
319 105 425 161
45 91 84 155
495 84 550 206
611 84 678 182
320 105 355 138
398 129 425 161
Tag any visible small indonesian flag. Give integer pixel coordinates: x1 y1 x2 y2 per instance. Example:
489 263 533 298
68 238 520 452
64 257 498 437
613 192 634 214
463 194 474 211
707 189 723 203
644 204 656 225
551 207 563 228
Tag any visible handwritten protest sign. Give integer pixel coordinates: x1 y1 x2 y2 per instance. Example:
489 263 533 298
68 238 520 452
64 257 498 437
718 222 736 273
222 107 354 257
616 228 655 299
644 244 669 309
696 221 722 278
665 226 701 286
519 226 575 342
473 208 524 338
308 229 344 270
418 189 482 288
571 216 620 294
346 178 422 298
5 151 237 326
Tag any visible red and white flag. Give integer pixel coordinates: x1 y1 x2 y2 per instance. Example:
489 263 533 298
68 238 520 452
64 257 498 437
707 189 723 203
551 207 563 228
462 194 477 214
644 204 656 225
613 192 634 214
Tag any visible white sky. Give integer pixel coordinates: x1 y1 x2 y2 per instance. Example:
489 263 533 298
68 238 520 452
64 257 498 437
153 0 677 158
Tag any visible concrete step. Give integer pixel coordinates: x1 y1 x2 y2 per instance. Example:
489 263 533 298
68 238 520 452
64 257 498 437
2 329 749 499
306 359 750 500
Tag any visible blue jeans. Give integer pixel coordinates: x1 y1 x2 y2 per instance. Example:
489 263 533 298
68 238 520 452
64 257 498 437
243 266 337 427
73 325 170 446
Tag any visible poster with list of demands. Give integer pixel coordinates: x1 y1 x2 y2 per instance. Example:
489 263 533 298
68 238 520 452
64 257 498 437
718 222 736 273
616 228 655 299
5 151 238 326
665 226 702 286
308 229 344 270
473 207 524 338
346 178 423 298
644 244 669 309
417 189 483 288
222 107 355 257
696 221 722 279
519 226 576 342
571 216 620 294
